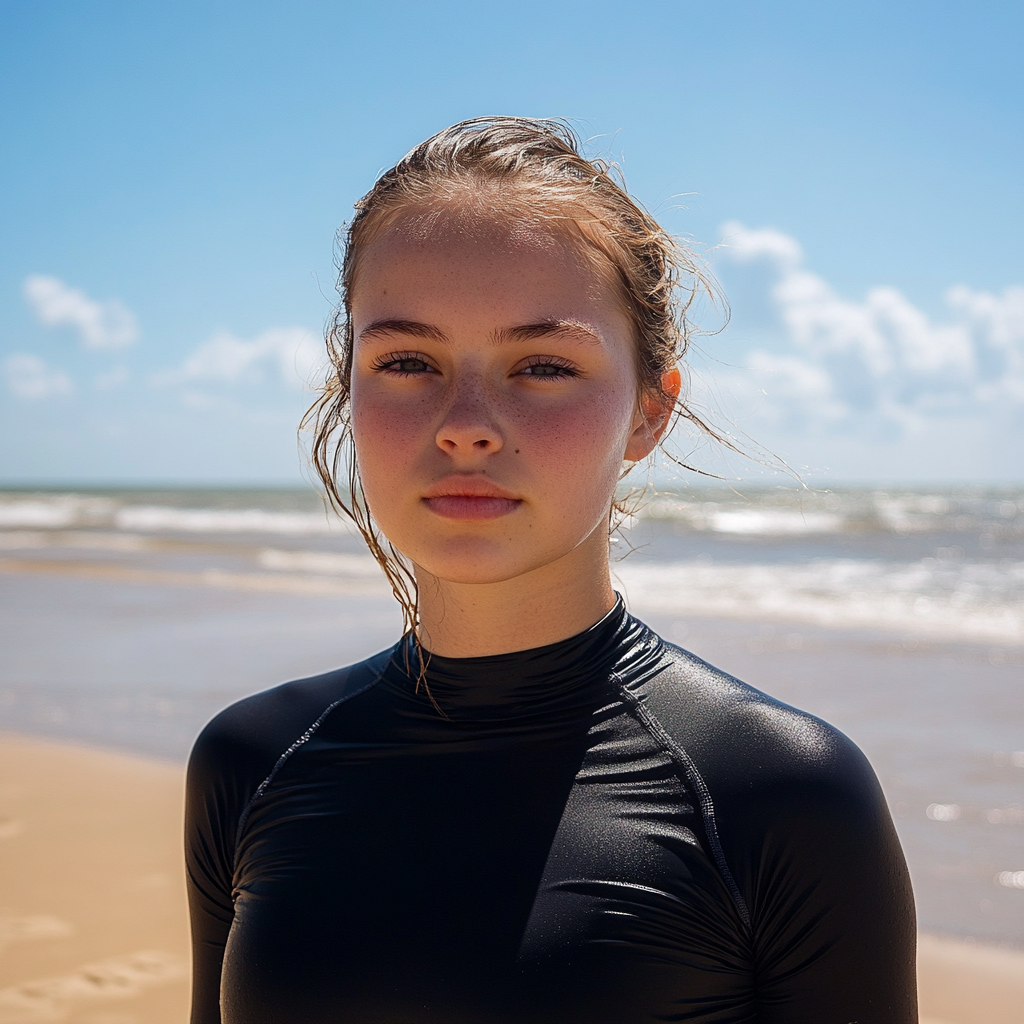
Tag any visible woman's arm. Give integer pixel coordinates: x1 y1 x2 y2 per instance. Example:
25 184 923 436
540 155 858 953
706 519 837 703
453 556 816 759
183 694 287 1024
182 660 388 1023
185 720 245 1024
736 741 917 1021
635 649 918 1022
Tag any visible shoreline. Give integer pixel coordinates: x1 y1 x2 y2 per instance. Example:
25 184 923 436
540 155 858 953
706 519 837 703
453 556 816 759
1 733 1022 1024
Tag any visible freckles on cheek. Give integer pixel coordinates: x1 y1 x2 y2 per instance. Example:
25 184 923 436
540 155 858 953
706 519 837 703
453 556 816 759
354 402 399 447
351 397 425 481
519 400 631 533
522 393 633 467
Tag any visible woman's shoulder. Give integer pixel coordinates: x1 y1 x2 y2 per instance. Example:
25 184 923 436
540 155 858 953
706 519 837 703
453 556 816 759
182 647 396 901
635 637 884 817
186 646 394 793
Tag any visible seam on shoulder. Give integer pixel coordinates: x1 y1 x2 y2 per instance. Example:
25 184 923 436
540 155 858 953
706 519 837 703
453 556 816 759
232 670 385 855
615 676 753 933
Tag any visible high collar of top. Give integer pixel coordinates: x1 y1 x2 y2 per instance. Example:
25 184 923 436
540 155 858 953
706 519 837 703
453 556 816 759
387 596 657 722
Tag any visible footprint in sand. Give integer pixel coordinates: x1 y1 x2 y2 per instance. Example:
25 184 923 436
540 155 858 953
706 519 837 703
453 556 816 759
0 950 185 1023
0 820 24 840
0 915 73 951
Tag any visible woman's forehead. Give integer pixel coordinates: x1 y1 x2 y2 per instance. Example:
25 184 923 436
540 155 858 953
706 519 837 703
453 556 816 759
355 220 616 323
363 202 570 257
353 205 621 305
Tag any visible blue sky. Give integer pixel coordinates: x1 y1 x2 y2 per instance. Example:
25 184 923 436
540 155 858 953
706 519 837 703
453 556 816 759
1 0 1021 484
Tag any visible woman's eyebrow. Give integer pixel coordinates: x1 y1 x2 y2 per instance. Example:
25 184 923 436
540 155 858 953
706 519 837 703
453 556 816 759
358 319 449 343
358 318 600 345
493 320 600 344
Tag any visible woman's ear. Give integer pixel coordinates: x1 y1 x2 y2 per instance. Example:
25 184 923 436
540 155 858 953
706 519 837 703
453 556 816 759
624 367 681 462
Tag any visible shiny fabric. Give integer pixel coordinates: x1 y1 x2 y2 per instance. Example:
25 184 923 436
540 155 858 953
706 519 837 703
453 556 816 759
186 601 917 1023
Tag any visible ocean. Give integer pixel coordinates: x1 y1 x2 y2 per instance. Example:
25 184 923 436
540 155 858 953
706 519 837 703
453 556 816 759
0 483 1022 947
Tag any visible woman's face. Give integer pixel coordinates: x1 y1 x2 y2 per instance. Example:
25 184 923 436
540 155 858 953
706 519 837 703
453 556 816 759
349 207 666 586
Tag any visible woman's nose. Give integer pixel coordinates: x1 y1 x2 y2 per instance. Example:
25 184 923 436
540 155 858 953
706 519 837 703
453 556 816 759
435 385 504 455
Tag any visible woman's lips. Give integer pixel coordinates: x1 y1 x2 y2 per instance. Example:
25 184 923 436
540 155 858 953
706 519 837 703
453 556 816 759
422 477 522 521
423 495 522 520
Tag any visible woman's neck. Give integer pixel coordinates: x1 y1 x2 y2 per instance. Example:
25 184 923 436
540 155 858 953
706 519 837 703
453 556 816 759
414 529 616 658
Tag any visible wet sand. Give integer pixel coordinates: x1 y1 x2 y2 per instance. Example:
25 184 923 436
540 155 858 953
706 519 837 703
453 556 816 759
0 733 1021 1024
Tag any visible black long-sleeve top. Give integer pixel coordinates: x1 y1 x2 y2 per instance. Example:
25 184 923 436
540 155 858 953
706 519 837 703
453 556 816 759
185 600 917 1023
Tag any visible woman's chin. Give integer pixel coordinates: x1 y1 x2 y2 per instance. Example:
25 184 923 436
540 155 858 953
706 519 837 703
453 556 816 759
412 547 564 588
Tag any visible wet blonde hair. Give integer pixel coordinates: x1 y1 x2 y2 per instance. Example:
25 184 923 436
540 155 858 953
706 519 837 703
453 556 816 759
304 116 726 641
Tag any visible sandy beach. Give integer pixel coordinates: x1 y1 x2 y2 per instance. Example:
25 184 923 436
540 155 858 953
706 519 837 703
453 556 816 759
0 735 189 1024
0 733 1019 1024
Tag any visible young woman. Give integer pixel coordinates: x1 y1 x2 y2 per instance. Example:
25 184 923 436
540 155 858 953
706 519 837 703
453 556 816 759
186 118 917 1023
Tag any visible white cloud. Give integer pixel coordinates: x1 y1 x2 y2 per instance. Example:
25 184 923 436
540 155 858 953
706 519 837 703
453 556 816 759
947 284 1024 403
3 354 74 399
745 352 848 423
154 327 323 392
718 221 1024 431
720 223 803 270
24 275 138 349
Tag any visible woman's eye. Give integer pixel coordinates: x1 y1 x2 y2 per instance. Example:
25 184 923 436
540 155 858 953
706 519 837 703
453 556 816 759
373 355 435 375
517 361 579 379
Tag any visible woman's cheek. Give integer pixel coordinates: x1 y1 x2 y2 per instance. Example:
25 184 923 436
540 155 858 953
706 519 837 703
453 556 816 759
521 387 633 471
352 391 429 504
